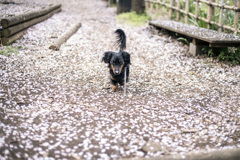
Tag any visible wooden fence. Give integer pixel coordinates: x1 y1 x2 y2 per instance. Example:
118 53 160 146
145 0 240 33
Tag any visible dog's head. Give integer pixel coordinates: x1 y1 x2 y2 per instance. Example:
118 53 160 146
102 51 130 75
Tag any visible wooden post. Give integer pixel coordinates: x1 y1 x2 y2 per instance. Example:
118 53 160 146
148 0 151 10
162 0 166 14
176 0 180 21
224 9 228 26
218 0 224 32
169 0 174 19
156 0 159 14
195 0 199 23
185 0 189 24
207 0 215 29
234 0 240 32
145 0 149 10
150 0 153 12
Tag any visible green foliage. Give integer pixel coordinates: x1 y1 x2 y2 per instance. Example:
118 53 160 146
0 50 10 56
117 12 151 27
109 0 116 7
177 37 189 45
188 0 208 28
202 47 240 65
0 44 25 57
202 48 216 57
218 48 240 65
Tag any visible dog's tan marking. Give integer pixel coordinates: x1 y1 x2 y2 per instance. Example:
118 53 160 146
111 75 117 81
112 84 119 92
110 64 116 74
119 62 125 74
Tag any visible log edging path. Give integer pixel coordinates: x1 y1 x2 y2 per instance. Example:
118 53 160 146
1 4 61 45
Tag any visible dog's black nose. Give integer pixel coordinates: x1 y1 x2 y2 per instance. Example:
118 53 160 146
115 70 119 74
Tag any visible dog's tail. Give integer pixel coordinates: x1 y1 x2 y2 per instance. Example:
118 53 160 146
115 29 126 52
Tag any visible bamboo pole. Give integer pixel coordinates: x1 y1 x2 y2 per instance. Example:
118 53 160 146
207 0 215 29
147 0 150 10
185 0 189 24
169 0 174 18
195 0 199 23
145 0 148 10
234 0 240 32
156 0 159 14
150 0 153 12
198 0 240 10
218 0 224 32
176 0 181 21
162 0 166 13
224 9 228 26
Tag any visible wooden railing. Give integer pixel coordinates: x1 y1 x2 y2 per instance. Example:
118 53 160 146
145 0 240 33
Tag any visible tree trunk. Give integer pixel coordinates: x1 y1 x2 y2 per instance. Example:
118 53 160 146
117 0 132 14
131 0 145 13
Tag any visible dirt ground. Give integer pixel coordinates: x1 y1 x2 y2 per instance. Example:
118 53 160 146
0 0 240 159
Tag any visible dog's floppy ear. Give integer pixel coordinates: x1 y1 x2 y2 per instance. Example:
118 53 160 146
102 51 112 63
122 51 130 65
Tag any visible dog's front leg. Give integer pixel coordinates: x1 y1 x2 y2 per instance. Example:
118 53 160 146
112 84 119 92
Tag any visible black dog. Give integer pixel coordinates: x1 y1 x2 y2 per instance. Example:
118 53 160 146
102 29 131 92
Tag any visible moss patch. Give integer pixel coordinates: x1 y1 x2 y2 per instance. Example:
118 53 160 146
117 12 151 27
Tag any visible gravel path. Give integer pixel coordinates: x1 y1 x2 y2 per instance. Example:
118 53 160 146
0 0 240 159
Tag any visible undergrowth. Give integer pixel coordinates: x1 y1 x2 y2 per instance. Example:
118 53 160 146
202 47 240 65
0 42 26 56
117 11 151 27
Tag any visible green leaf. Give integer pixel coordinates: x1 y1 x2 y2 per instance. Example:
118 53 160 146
177 37 189 45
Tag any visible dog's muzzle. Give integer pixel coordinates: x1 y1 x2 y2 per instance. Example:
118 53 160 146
114 67 120 75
